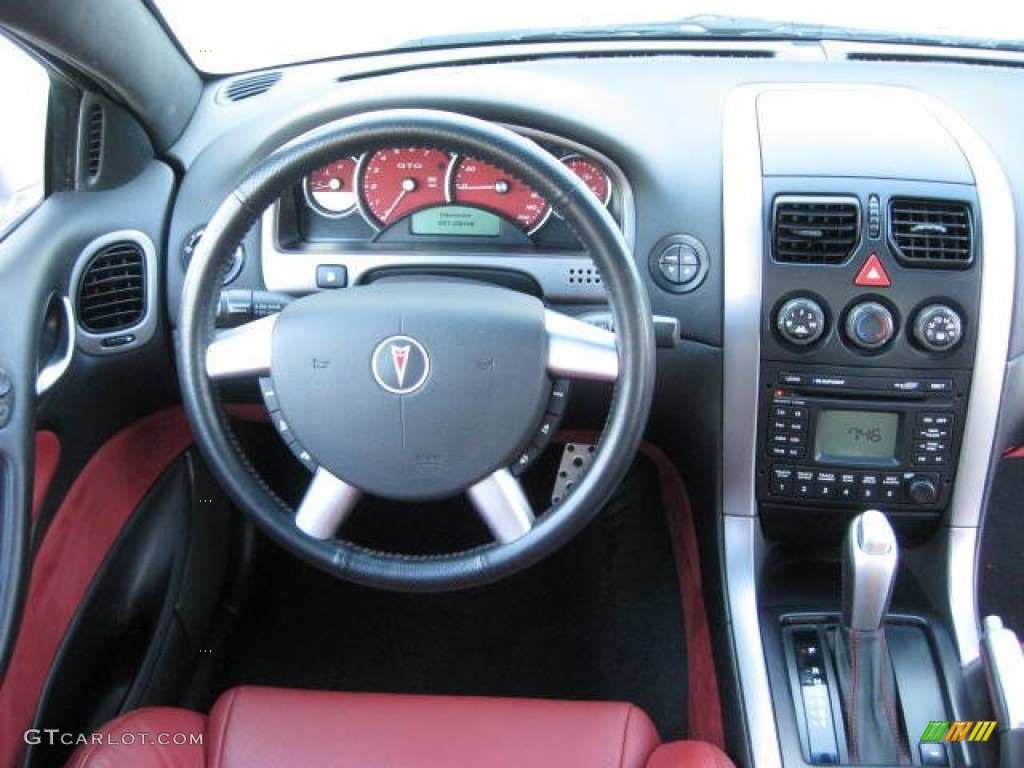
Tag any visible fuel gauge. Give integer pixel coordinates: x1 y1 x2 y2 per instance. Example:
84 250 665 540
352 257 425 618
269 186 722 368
304 157 359 216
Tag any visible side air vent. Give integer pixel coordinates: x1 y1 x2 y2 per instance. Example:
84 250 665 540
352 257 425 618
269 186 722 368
889 198 973 267
220 71 282 102
85 103 104 181
78 241 146 332
772 196 860 264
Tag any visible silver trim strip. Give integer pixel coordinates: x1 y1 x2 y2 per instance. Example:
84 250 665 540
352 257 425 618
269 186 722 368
981 615 1024 730
544 310 618 382
36 295 76 396
70 230 158 356
721 84 782 768
467 468 535 543
206 314 277 379
918 93 1016 665
294 467 362 539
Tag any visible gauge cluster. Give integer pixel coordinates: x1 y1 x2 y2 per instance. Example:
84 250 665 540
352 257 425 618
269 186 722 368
293 132 622 251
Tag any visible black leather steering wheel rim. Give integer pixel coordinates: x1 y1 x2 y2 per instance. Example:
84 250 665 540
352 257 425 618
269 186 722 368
178 109 655 591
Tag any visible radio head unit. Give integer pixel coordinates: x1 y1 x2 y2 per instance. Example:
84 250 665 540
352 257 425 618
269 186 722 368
757 363 969 513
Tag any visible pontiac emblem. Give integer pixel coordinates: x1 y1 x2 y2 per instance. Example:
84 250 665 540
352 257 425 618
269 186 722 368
372 335 429 394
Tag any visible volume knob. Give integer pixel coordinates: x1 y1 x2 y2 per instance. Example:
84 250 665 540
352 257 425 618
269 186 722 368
845 301 895 350
906 475 938 505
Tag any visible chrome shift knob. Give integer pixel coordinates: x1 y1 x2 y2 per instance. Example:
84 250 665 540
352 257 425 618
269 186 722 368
841 509 898 632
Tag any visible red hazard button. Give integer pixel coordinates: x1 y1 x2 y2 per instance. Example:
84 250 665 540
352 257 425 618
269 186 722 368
854 253 890 287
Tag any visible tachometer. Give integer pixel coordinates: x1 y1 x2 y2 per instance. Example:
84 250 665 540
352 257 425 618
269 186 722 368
359 148 452 228
304 157 359 216
451 157 550 232
561 155 612 206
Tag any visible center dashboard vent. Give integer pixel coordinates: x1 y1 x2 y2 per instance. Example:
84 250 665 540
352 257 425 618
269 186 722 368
77 241 146 333
889 198 973 267
220 71 282 102
772 196 860 264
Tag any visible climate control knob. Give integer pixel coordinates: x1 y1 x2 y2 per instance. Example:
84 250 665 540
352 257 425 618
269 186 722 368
776 297 826 346
913 304 963 352
906 475 939 505
845 301 895 350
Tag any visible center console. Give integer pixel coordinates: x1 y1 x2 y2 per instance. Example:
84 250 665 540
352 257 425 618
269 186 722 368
721 84 1016 768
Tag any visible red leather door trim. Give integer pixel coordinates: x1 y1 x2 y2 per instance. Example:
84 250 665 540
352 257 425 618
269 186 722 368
0 408 194 767
32 431 61 521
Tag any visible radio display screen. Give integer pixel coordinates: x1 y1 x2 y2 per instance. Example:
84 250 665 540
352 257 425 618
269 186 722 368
814 409 899 463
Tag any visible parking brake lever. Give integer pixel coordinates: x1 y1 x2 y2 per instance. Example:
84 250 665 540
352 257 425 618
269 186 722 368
981 616 1024 768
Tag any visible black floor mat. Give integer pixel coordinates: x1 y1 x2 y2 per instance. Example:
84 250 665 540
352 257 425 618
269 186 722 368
979 457 1024 635
200 454 689 740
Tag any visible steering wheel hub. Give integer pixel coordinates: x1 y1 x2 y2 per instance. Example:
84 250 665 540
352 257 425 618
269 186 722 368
271 282 550 499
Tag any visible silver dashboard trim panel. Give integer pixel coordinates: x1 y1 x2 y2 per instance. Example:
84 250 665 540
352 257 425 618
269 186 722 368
722 84 782 768
918 92 1016 665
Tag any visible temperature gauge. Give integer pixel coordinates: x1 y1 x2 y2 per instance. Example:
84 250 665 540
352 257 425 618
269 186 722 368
561 155 612 207
304 157 359 216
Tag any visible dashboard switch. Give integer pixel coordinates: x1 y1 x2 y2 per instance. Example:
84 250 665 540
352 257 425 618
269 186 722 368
854 253 890 287
845 301 895 349
912 304 963 352
316 264 348 289
776 297 826 346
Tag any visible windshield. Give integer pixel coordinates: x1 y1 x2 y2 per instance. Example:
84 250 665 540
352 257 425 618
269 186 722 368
154 0 1021 74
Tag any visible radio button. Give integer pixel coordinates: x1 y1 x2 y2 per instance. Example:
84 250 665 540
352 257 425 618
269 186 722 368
914 441 948 453
771 467 795 496
770 446 789 458
918 413 953 428
915 427 950 441
859 474 881 501
771 419 789 432
772 433 790 445
791 407 808 421
881 474 903 502
786 447 806 459
773 405 792 419
795 470 816 498
790 421 807 433
778 372 806 386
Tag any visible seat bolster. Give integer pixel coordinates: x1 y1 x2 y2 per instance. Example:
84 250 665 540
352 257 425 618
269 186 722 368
646 741 736 768
66 707 206 768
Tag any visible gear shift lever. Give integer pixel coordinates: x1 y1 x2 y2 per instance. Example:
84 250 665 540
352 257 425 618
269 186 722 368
842 508 898 631
835 509 909 765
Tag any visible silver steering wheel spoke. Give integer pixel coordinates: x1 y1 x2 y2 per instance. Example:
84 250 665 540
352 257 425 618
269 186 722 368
544 310 619 382
206 314 278 379
294 467 362 539
468 469 536 543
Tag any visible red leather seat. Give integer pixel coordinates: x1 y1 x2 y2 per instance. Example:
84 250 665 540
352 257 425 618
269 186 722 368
68 687 733 768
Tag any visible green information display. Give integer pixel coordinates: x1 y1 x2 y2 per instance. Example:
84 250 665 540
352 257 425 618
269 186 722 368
814 409 899 462
411 206 501 236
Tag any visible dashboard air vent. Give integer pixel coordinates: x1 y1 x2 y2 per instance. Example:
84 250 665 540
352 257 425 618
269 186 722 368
221 71 282 102
889 198 973 267
772 196 860 264
77 241 146 332
85 103 104 181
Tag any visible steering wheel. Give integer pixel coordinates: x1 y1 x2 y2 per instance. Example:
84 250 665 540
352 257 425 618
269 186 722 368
178 109 655 591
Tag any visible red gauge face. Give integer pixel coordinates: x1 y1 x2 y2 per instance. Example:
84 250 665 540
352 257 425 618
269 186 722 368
305 157 359 215
451 157 550 232
562 155 612 206
359 148 452 227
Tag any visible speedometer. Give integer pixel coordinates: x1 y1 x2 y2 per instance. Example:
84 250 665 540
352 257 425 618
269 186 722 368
358 148 452 228
451 157 550 232
304 157 359 216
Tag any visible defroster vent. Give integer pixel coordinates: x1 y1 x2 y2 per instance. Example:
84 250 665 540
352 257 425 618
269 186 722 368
221 71 282 102
77 241 146 332
889 198 973 267
772 196 860 264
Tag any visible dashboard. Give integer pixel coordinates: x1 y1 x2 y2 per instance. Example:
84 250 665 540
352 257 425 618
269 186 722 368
147 40 1024 768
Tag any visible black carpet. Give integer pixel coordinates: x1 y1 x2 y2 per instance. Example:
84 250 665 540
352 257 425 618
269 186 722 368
979 457 1024 635
201 453 689 740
